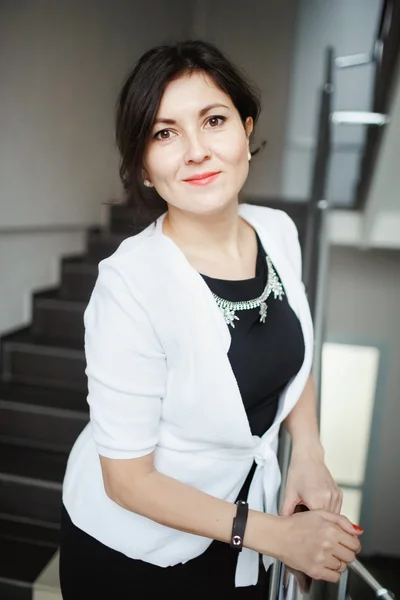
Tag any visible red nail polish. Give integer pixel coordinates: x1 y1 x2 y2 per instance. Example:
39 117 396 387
352 523 364 532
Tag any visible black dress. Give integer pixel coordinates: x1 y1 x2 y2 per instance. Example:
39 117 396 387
59 234 305 600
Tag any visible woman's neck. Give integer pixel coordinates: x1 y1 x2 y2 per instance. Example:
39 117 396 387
162 203 258 280
163 203 248 262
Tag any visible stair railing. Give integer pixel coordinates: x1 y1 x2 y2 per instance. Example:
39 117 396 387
268 39 394 600
344 560 396 600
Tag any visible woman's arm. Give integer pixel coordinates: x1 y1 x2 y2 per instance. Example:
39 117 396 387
281 374 344 515
100 448 361 584
100 451 279 556
283 374 324 459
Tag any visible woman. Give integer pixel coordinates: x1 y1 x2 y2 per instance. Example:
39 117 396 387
60 40 363 599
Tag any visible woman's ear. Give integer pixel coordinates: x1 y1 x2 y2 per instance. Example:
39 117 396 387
141 166 153 188
245 116 254 139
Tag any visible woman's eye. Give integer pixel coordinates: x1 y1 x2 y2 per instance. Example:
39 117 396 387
154 116 226 140
154 129 175 140
206 116 226 128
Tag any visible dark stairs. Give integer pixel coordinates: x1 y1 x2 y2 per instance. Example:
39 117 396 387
0 203 144 599
0 200 305 599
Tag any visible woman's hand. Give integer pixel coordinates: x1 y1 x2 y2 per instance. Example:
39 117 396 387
280 446 343 516
274 510 363 583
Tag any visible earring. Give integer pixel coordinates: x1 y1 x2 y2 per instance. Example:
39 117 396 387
143 180 152 187
248 151 252 161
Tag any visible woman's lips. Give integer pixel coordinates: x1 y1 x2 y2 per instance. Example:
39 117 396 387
183 172 221 186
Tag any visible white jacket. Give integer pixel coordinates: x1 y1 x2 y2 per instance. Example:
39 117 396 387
62 203 314 587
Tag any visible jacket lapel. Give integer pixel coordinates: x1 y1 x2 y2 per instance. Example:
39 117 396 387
153 214 254 446
239 204 302 321
152 207 313 445
238 204 314 425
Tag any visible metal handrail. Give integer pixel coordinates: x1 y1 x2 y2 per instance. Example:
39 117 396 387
347 560 396 600
269 558 397 600
301 46 333 319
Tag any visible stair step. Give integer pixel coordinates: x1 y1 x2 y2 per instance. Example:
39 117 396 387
0 531 57 600
0 514 60 548
107 200 308 237
107 199 308 239
32 289 86 343
0 381 87 451
60 255 98 302
109 203 152 234
1 328 86 391
87 228 128 262
0 381 88 412
0 442 66 524
34 551 62 600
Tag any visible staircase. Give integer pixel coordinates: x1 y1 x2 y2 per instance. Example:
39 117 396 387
0 200 306 599
0 203 145 599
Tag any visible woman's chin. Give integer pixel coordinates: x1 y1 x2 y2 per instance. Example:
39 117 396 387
177 194 239 216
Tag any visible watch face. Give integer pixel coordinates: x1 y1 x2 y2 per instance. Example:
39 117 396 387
232 535 242 546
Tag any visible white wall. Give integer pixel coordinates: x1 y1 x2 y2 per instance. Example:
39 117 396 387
0 0 191 335
327 246 400 556
0 230 86 335
0 0 191 230
192 0 298 198
283 0 382 204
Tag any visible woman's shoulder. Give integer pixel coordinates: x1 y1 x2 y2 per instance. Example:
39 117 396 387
109 221 158 258
99 221 165 279
240 203 299 242
240 203 302 279
85 223 167 326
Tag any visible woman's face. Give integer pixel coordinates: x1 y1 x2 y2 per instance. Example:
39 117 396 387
143 71 253 217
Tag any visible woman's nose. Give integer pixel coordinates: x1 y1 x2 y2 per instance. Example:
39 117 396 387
184 134 211 164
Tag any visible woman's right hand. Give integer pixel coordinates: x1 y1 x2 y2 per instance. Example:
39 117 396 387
273 510 363 583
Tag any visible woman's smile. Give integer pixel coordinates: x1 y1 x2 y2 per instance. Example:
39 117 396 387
183 171 221 186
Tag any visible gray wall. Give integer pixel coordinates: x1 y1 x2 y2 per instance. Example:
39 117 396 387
327 246 400 556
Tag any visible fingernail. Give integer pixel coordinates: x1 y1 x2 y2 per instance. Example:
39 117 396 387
352 523 364 532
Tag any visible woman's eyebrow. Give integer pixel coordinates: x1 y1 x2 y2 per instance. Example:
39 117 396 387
154 103 230 125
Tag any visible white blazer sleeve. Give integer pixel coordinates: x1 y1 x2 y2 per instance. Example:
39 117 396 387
83 260 167 459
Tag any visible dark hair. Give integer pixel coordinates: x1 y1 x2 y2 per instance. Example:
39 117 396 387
115 39 264 228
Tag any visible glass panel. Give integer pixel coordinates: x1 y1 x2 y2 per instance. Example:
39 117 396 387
320 343 379 486
340 487 362 525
